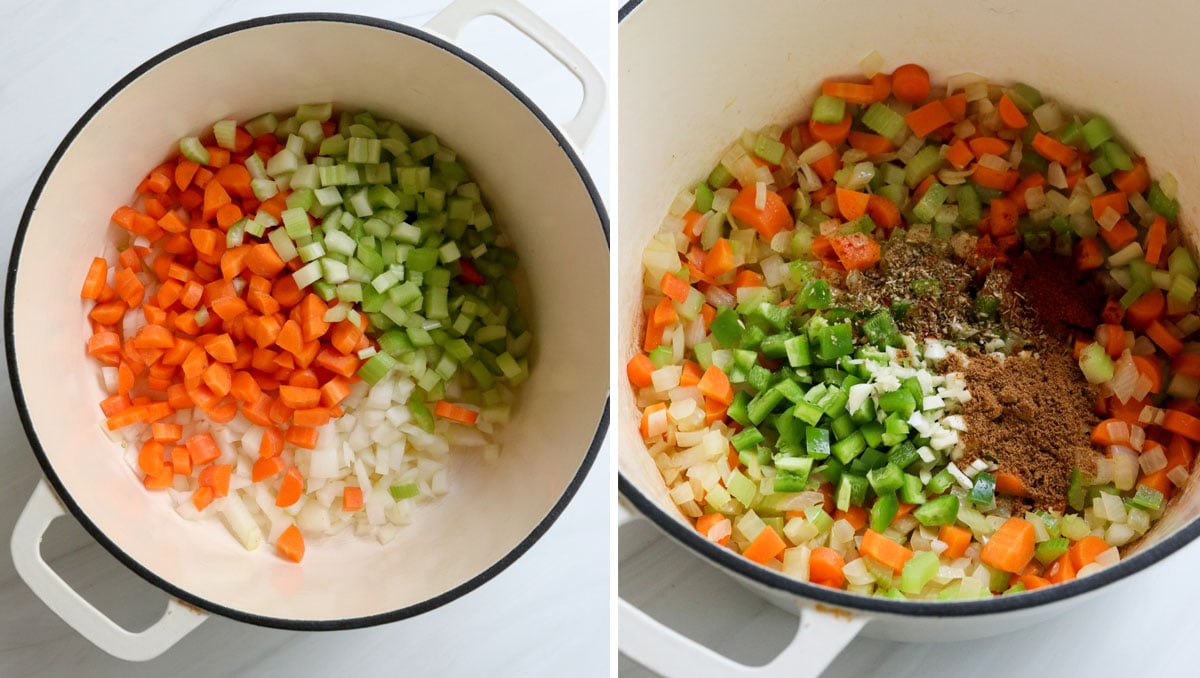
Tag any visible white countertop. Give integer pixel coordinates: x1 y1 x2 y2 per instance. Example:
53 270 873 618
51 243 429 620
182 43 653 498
0 1 610 675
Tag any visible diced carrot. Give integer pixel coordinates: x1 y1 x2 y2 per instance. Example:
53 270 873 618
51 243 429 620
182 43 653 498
728 185 792 241
1068 535 1110 570
808 546 846 588
697 365 734 405
275 468 304 507
859 529 914 574
1144 216 1168 266
809 112 852 146
1092 191 1129 222
941 92 967 121
143 463 174 490
743 526 787 564
835 187 871 221
945 139 974 170
1164 409 1200 441
1125 288 1165 331
138 440 165 476
694 513 731 546
151 422 183 443
627 354 655 388
342 486 364 512
1047 553 1076 584
81 258 109 299
997 94 1027 129
995 472 1027 498
1112 157 1151 196
434 400 479 424
186 432 221 466
171 444 193 476
971 164 1020 191
905 100 953 137
890 64 930 104
1099 218 1138 251
252 455 286 482
1147 320 1183 357
810 152 840 182
821 80 877 105
191 485 214 511
865 194 902 231
980 517 1036 573
1030 132 1077 167
989 197 1019 237
847 131 894 155
828 233 881 271
276 524 305 563
938 524 972 559
1075 237 1104 271
833 505 867 531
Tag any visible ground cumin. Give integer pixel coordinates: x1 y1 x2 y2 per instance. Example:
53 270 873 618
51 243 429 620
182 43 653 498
950 344 1098 512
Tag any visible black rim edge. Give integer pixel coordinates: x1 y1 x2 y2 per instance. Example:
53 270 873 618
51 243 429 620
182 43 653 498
617 0 644 21
6 12 610 632
615 1 1200 618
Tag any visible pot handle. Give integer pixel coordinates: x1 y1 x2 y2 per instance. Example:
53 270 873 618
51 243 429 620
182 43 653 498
424 0 606 150
618 506 866 677
10 480 208 661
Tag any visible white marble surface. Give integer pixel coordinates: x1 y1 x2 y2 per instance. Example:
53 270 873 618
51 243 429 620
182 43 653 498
619 513 1200 677
0 1 610 675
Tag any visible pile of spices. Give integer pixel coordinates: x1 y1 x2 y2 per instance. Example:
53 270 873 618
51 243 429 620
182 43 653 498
949 345 1099 511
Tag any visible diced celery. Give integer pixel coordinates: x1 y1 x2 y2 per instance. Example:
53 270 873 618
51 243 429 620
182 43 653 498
812 95 846 125
861 103 906 141
295 102 333 122
179 136 210 165
1078 342 1114 384
900 551 939 594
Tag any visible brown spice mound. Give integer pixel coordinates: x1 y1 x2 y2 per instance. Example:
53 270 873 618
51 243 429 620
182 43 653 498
951 343 1099 512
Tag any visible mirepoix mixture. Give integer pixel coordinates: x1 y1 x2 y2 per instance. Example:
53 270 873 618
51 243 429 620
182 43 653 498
628 59 1200 599
82 104 532 563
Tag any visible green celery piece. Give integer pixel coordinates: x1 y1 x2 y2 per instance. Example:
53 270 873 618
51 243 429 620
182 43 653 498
900 551 940 594
1080 116 1114 149
1148 182 1180 222
1008 83 1043 113
957 183 983 225
708 164 734 189
812 95 846 125
1035 537 1070 566
754 133 786 165
911 182 948 223
861 103 906 141
694 183 714 213
390 483 420 500
905 146 945 187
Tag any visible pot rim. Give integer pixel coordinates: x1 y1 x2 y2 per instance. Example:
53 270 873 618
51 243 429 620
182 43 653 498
6 11 609 631
617 0 1200 618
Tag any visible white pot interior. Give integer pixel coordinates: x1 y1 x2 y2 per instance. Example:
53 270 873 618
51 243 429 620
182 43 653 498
618 0 1200 581
12 17 608 623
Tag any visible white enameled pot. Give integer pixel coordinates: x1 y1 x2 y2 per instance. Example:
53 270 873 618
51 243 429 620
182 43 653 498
8 0 608 662
617 0 1200 675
